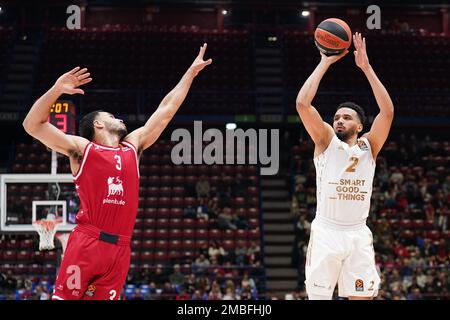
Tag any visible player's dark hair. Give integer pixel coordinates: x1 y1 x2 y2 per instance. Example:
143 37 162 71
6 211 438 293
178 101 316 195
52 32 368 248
79 110 104 141
336 102 367 126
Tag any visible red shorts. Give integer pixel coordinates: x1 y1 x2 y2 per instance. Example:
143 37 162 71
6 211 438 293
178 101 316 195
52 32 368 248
52 224 131 300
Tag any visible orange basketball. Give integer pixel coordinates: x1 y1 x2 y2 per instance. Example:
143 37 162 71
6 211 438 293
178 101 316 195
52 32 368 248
314 18 352 56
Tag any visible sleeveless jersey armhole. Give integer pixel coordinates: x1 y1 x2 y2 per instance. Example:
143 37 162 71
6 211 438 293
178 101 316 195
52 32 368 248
313 135 338 160
121 140 140 178
359 137 375 163
73 142 93 180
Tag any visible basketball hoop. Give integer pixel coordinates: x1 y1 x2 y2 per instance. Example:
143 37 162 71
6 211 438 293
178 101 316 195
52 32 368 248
32 219 62 250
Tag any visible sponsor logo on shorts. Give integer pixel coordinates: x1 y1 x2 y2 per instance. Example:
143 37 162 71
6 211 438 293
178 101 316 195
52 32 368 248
57 285 64 291
355 279 364 292
85 284 96 297
72 290 80 297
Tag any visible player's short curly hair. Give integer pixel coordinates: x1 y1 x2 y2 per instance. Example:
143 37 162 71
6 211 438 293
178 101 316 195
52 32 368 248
336 101 367 126
79 110 104 141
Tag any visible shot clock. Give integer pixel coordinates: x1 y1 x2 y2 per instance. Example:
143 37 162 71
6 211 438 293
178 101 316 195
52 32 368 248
48 101 76 134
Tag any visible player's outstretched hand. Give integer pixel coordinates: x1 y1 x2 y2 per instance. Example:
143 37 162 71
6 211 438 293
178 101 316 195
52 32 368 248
189 43 213 76
353 32 370 71
320 49 349 65
54 67 93 95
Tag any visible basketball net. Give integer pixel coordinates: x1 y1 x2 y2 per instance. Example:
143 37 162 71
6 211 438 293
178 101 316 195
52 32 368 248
32 219 62 250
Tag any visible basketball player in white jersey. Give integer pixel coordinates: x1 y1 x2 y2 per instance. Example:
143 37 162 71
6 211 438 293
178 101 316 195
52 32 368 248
295 33 394 300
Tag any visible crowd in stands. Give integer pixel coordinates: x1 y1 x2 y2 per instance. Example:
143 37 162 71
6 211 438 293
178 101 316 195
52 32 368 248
290 134 450 299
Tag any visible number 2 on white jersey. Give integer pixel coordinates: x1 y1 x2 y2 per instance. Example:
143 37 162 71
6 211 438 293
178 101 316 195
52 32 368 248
114 155 122 170
345 157 359 173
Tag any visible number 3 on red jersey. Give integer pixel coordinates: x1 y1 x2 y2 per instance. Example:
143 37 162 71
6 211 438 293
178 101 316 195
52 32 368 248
114 155 122 170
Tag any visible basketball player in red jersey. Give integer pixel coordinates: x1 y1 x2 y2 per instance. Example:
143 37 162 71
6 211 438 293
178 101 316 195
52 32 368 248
23 44 212 300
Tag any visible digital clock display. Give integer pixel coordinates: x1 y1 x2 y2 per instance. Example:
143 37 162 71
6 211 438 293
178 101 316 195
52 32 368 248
48 101 76 134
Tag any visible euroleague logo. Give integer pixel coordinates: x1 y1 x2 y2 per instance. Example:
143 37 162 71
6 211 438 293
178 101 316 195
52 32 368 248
355 279 364 292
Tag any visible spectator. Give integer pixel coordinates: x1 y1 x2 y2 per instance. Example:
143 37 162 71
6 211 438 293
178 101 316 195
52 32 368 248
191 289 208 300
196 174 210 198
192 254 210 276
31 285 49 300
208 281 222 300
235 241 248 266
218 207 238 230
129 288 145 300
149 265 169 287
169 264 185 287
208 240 227 264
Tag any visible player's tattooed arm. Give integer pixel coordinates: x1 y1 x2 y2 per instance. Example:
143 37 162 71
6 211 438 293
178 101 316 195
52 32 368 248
125 43 212 153
354 33 394 159
23 67 91 159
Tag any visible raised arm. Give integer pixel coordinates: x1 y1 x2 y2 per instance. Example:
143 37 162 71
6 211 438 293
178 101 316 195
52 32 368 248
22 67 92 160
124 43 212 154
354 33 394 159
296 50 348 155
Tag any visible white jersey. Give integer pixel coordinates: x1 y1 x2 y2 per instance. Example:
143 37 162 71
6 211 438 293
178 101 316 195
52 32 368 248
313 135 375 225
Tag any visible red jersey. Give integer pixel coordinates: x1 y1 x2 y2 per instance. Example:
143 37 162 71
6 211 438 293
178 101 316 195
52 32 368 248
73 140 140 237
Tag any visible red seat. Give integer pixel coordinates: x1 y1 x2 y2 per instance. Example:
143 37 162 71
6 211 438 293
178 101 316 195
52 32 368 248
249 219 260 228
134 218 143 229
248 228 260 240
143 218 156 228
159 197 171 207
155 229 169 239
222 240 235 250
147 187 159 196
3 251 17 261
181 240 195 250
169 229 182 239
142 229 156 239
235 229 248 240
131 251 142 262
156 218 169 228
171 197 184 208
29 264 43 274
131 240 141 250
172 187 185 197
170 208 183 219
147 176 160 186
160 187 172 197
247 208 259 218
155 240 169 250
154 251 168 263
182 229 195 239
158 208 170 218
170 219 182 229
144 208 158 218
169 240 182 250
168 250 181 261
142 240 155 250
140 251 152 262
17 251 31 261
160 176 173 186
195 229 208 240
209 229 222 239
426 230 440 240
196 219 208 229
399 219 412 229
145 197 158 207
183 219 195 229
6 239 20 250
44 251 57 261
132 229 143 239
222 229 234 240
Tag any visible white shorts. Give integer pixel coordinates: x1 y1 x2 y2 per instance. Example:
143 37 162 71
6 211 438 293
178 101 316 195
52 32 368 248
305 216 381 299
